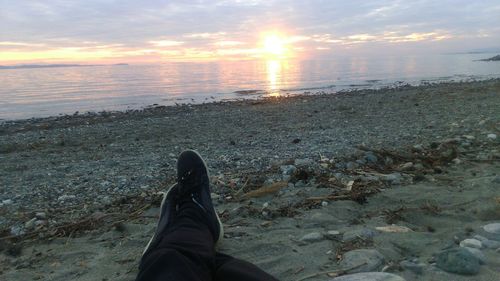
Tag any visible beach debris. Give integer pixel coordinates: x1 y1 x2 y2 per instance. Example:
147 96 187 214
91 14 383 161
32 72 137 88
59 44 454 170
241 181 288 199
329 272 406 281
436 248 480 275
24 218 37 230
375 225 412 233
294 262 369 281
340 249 385 273
459 238 483 249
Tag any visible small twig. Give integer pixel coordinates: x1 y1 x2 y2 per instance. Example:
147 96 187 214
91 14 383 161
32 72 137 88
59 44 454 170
306 194 350 201
295 262 367 281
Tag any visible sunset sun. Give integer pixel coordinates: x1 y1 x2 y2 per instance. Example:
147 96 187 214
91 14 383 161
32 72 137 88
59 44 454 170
261 33 289 58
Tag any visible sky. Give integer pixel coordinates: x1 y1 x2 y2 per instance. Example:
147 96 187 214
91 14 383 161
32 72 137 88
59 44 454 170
1 0 499 64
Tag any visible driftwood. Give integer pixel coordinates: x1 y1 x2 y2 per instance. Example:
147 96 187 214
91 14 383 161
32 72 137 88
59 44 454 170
295 262 368 281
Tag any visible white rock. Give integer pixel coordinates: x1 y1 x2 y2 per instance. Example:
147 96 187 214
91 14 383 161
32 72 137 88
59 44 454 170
375 225 412 233
400 162 413 170
300 232 324 243
487 133 497 140
24 218 37 230
2 199 13 205
325 230 341 240
321 201 328 207
483 223 500 235
57 195 76 201
35 212 46 219
460 238 482 249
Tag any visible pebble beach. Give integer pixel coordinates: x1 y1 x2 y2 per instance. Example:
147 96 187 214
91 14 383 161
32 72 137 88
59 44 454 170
1 79 499 280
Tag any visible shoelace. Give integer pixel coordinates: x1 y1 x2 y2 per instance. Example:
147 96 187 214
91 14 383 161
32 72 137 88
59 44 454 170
176 169 208 213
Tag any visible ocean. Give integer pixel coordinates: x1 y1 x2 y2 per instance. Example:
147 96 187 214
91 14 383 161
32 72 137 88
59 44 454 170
1 53 499 120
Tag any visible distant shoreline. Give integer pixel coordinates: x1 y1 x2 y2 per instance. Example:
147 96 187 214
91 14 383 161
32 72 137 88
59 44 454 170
0 63 128 70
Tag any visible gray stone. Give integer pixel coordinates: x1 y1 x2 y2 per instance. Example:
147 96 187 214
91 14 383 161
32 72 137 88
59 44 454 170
473 235 500 249
482 223 500 240
413 163 424 171
412 144 424 152
10 225 25 236
492 176 500 184
346 161 358 170
330 272 405 281
487 133 497 140
325 230 341 240
340 249 384 273
364 152 378 164
381 173 402 184
343 228 377 242
459 238 482 249
280 165 296 175
463 247 486 265
294 158 313 167
300 232 324 243
436 248 480 275
35 212 47 219
2 199 13 205
400 260 425 274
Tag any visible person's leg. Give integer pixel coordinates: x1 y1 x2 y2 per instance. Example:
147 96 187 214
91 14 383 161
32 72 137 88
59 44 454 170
215 252 280 281
136 202 216 281
136 150 224 281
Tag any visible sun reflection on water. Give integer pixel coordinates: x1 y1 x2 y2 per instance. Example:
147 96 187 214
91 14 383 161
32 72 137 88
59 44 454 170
266 59 282 97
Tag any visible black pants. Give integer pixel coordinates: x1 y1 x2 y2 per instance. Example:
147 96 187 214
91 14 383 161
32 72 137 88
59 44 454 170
136 202 279 281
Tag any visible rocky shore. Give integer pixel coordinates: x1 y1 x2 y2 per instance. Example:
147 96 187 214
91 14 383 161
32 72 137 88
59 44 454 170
0 79 499 280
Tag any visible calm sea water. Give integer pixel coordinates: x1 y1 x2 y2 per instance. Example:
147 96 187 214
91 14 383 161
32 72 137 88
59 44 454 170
1 53 499 120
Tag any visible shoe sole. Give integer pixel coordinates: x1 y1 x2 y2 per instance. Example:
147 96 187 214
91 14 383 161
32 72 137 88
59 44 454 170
142 183 176 255
142 150 224 254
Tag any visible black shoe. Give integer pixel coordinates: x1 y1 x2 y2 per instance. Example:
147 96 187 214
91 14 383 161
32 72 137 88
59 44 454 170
142 150 223 256
176 150 223 243
142 183 179 255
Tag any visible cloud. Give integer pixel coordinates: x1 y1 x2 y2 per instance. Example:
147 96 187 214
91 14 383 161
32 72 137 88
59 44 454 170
0 0 499 62
149 40 184 47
